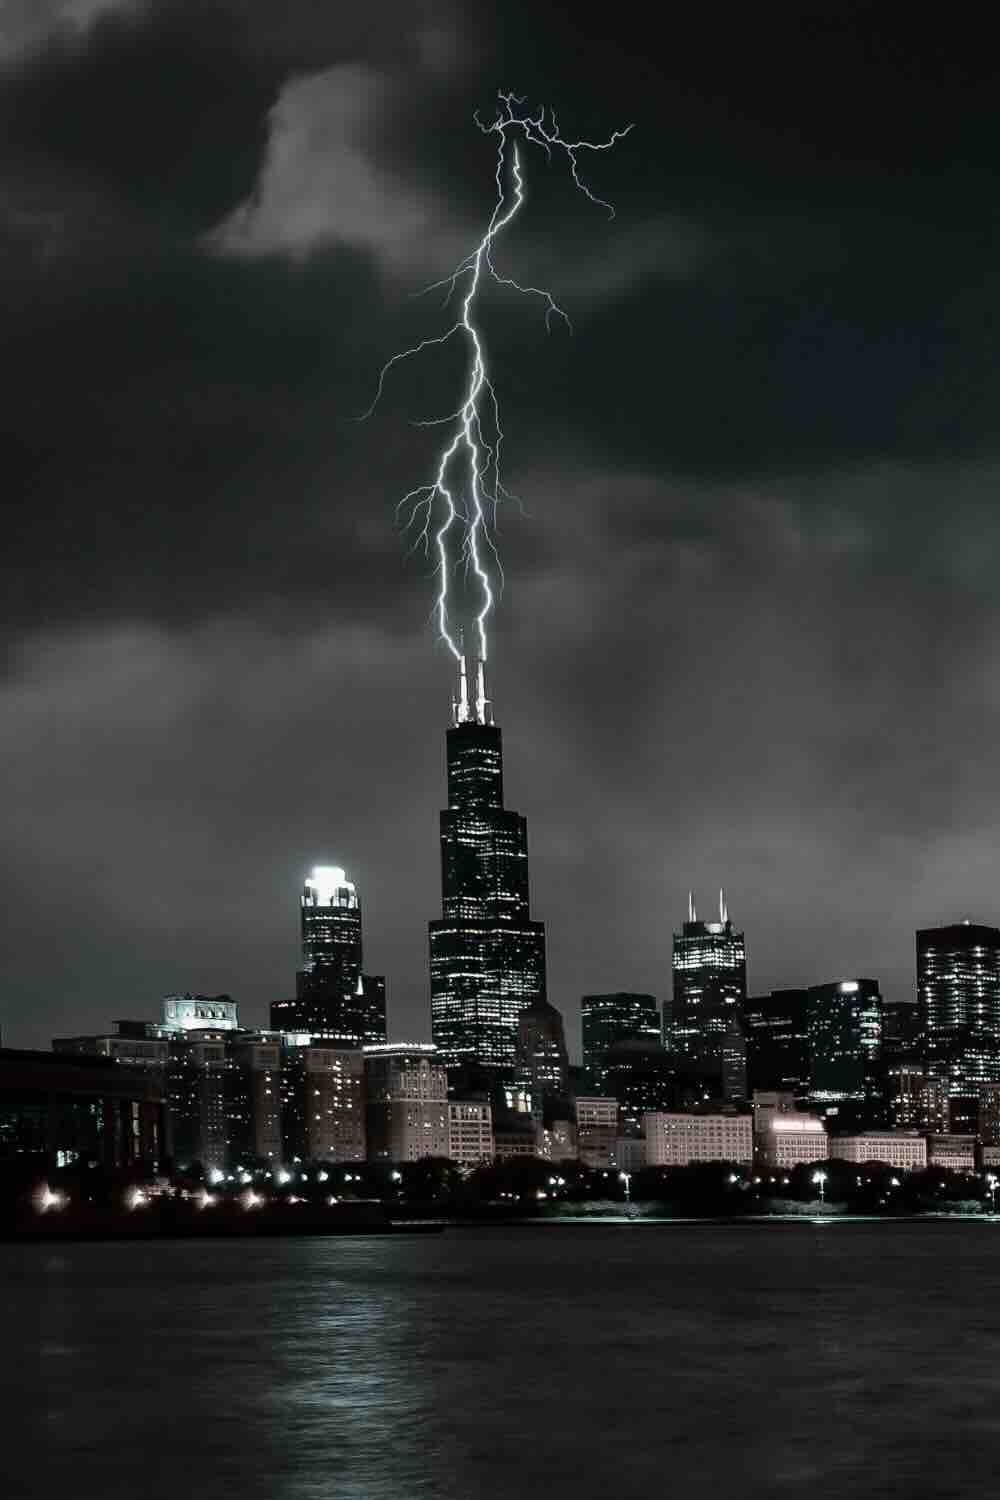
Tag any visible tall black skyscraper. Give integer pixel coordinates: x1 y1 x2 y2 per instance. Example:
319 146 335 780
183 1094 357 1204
669 891 747 1100
581 992 660 1092
918 921 1000 1132
429 656 547 1074
271 866 387 1044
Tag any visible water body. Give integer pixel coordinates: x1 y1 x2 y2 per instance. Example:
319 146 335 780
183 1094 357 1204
5 1222 1000 1500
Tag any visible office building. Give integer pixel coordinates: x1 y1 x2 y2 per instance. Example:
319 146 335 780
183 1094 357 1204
516 999 569 1099
363 1043 449 1163
745 991 811 1095
282 1044 365 1163
270 866 387 1045
575 1096 619 1170
670 892 747 1099
604 1038 675 1128
926 1134 976 1172
644 1111 753 1168
448 1100 494 1168
429 656 547 1073
887 1065 948 1133
979 1084 1000 1146
759 1115 828 1168
581 992 660 1093
0 1047 165 1172
917 922 1000 1133
829 1132 927 1171
806 979 885 1119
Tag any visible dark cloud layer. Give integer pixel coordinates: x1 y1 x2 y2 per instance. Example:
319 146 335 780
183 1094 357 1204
3 2 1000 1054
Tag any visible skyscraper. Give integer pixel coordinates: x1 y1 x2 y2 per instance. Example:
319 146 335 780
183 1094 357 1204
917 921 1000 1132
806 978 885 1120
581 992 660 1093
516 999 569 1099
270 866 387 1044
669 891 747 1099
429 655 547 1074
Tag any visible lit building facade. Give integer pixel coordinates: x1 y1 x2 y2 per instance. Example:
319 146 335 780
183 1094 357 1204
644 1111 753 1167
161 994 239 1032
575 1096 619 1170
887 1065 948 1133
363 1043 449 1163
760 1115 828 1168
829 1132 927 1170
581 992 660 1093
917 922 1000 1133
429 659 547 1073
806 979 885 1118
448 1100 494 1168
670 893 747 1100
926 1134 976 1172
270 866 387 1045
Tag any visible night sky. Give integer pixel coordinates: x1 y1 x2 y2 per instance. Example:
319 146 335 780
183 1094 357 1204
4 2 1000 1055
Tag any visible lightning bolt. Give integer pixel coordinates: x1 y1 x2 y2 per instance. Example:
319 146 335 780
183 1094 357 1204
363 92 633 669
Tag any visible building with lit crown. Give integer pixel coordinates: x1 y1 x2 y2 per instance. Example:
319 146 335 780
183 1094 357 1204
270 866 387 1046
429 656 547 1074
760 1115 828 1168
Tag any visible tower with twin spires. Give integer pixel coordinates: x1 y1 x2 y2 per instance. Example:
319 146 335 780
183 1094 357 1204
428 652 547 1074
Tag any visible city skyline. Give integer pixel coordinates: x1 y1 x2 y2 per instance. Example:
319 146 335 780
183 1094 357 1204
5 7 1000 1057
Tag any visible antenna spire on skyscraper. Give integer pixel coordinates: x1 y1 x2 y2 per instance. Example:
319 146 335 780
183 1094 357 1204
451 628 493 727
688 890 696 923
720 888 728 924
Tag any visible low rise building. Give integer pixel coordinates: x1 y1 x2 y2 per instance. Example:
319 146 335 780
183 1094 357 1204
448 1100 494 1169
829 1131 927 1171
926 1133 976 1172
644 1111 753 1167
760 1115 828 1168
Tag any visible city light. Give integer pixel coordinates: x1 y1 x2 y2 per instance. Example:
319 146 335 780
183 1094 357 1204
126 1187 148 1211
34 1184 66 1213
812 1170 828 1205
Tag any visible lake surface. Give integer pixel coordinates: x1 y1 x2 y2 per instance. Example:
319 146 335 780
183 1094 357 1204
5 1221 1000 1499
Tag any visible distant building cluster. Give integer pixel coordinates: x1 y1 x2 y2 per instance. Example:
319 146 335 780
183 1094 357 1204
4 655 1000 1182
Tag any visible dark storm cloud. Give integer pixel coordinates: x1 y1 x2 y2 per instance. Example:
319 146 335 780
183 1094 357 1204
4 1 1000 1052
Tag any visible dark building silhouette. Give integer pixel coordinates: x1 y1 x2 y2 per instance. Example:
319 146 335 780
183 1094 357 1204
0 1048 164 1172
581 992 660 1093
747 979 885 1126
746 990 811 1094
918 921 1000 1133
604 1037 675 1130
516 999 569 1099
429 656 547 1073
270 866 387 1044
669 892 747 1099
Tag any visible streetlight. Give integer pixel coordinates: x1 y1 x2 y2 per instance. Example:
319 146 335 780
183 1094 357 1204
619 1171 631 1202
987 1174 998 1212
812 1169 827 1205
